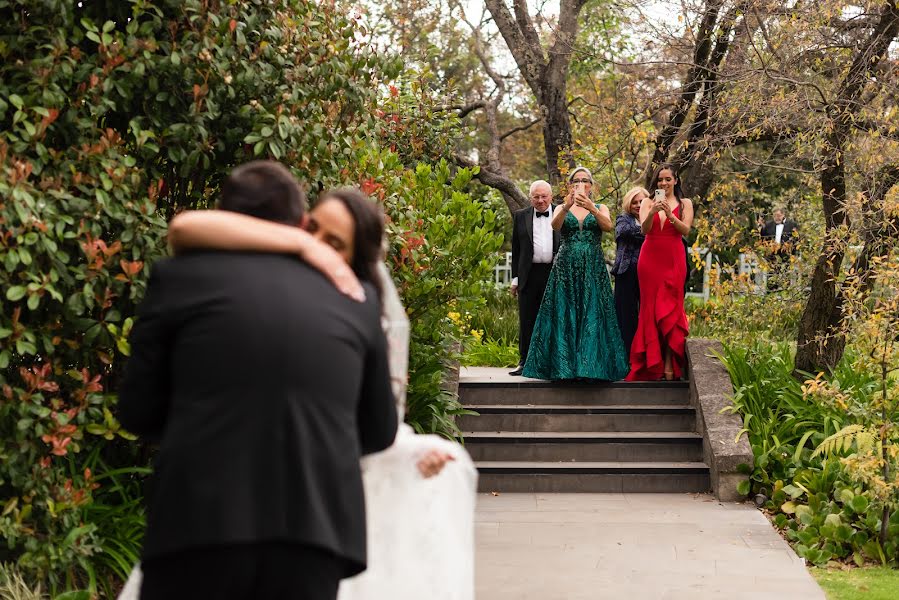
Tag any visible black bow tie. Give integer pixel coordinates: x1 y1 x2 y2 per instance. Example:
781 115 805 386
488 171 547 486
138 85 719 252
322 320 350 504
536 210 550 218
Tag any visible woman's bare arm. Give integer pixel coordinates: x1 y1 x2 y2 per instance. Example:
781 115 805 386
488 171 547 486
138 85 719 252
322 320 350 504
594 204 613 232
552 192 576 230
663 198 693 237
640 197 658 234
168 210 365 301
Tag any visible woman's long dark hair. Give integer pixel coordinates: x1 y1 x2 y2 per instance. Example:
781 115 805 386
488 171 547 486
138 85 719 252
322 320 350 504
317 187 385 299
649 162 685 203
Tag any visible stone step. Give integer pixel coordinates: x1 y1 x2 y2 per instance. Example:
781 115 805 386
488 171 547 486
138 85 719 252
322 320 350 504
459 405 696 433
459 380 689 406
476 461 711 493
463 431 704 462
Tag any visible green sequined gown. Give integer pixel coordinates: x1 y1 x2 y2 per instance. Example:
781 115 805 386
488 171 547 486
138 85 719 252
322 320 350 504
522 209 630 381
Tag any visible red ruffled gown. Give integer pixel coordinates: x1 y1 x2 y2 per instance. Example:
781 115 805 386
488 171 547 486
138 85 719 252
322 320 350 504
626 205 689 380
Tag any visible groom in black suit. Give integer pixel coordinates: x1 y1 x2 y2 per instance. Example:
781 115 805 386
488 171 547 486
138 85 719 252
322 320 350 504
509 180 560 376
118 161 398 600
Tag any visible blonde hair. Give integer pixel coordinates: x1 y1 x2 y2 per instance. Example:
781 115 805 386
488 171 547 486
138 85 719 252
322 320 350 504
620 186 649 214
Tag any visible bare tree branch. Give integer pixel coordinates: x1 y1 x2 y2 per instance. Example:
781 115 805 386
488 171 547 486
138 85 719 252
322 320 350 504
500 118 542 141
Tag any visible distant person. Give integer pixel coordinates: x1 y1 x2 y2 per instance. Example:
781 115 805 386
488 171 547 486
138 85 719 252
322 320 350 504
758 208 799 290
758 208 799 253
508 180 560 376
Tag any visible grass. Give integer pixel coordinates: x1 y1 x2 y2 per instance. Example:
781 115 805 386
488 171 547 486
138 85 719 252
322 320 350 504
812 568 899 599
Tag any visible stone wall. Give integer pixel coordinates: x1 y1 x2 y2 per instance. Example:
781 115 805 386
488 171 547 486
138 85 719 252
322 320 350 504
686 338 754 502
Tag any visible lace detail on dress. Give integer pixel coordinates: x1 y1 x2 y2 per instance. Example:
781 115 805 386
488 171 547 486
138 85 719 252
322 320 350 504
522 210 630 381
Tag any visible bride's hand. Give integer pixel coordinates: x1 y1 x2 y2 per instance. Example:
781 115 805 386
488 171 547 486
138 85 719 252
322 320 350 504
417 449 455 478
298 237 366 302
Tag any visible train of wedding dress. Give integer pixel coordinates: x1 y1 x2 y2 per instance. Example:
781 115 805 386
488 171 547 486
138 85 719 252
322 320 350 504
117 263 477 599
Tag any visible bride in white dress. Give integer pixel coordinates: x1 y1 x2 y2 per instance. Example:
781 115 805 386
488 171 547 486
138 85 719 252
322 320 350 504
118 189 476 600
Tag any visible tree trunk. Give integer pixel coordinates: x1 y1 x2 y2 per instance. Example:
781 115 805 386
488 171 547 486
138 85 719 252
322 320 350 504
794 135 848 374
793 2 899 373
484 0 586 191
541 70 574 187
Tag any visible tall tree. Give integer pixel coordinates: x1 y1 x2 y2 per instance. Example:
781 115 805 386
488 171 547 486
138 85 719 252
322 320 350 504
483 0 589 188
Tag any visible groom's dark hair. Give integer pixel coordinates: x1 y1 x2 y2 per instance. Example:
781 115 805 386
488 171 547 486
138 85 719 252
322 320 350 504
219 160 306 225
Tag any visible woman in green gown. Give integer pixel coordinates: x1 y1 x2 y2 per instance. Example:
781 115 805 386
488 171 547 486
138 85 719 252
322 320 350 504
522 167 630 381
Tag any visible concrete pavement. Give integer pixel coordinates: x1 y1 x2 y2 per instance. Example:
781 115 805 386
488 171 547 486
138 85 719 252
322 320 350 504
475 492 825 600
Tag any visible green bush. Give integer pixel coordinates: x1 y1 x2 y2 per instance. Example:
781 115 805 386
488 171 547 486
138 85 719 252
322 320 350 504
469 284 519 344
461 337 519 368
1 0 498 591
721 342 898 566
361 152 504 436
0 0 395 592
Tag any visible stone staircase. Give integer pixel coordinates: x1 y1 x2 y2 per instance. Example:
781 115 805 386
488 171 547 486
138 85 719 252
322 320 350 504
460 374 711 493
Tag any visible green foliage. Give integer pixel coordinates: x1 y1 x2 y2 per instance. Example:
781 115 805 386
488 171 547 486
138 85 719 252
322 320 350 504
468 284 518 344
0 0 397 592
461 283 519 367
721 342 899 567
370 154 504 437
461 336 519 368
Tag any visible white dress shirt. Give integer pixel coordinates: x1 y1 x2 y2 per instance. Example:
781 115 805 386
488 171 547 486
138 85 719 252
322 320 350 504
512 206 554 287
775 223 785 244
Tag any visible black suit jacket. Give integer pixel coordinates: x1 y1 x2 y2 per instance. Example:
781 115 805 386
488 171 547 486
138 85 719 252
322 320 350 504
511 206 561 291
118 251 397 577
760 219 799 253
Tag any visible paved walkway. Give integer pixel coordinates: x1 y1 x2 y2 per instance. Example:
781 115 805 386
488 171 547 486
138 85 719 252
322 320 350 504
476 492 825 599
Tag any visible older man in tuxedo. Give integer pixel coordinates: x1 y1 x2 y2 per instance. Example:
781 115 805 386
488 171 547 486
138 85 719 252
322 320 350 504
759 208 799 253
508 180 560 376
758 208 799 291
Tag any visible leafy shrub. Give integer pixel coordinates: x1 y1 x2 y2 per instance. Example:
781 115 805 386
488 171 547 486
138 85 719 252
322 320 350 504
469 284 519 344
686 278 804 342
461 335 519 368
721 342 898 566
0 0 395 592
361 152 504 436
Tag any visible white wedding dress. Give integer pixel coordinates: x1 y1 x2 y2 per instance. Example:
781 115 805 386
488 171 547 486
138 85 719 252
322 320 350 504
118 263 477 599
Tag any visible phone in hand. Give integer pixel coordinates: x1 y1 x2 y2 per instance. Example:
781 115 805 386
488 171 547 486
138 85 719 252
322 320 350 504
653 189 665 202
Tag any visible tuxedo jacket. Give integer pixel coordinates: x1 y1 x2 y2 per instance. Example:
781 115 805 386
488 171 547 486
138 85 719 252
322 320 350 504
118 251 397 577
760 219 799 245
511 206 561 291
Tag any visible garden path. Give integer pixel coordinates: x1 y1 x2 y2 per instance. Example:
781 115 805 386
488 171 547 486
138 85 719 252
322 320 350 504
475 492 825 599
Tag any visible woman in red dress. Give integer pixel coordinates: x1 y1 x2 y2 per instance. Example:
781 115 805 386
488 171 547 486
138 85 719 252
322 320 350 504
626 163 694 381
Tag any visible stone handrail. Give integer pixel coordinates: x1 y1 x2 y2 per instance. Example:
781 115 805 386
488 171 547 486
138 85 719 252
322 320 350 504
686 338 753 502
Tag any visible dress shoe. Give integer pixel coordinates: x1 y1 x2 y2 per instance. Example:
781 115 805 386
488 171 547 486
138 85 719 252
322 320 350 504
508 366 524 376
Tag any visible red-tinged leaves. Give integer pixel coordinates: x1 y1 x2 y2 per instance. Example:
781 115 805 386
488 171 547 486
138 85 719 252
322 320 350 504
359 177 381 197
19 365 59 394
229 18 238 33
119 259 144 279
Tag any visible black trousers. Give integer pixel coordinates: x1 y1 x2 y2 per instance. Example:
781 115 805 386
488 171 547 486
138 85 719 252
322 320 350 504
518 263 553 366
614 267 640 358
141 543 344 600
